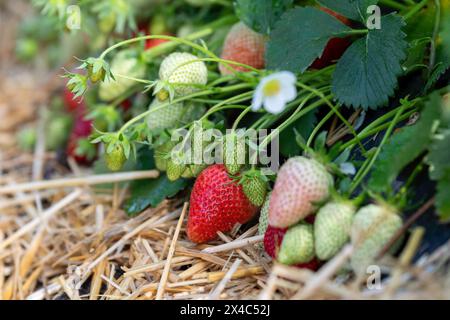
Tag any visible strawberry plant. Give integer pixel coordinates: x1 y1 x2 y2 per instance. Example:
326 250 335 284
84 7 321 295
23 0 450 279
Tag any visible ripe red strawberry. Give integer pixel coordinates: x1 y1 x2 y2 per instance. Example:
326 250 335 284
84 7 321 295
264 225 287 259
187 165 258 243
138 15 171 50
219 22 266 75
311 7 352 69
120 98 132 112
264 225 320 270
63 86 87 114
66 115 96 166
146 37 170 50
269 156 333 228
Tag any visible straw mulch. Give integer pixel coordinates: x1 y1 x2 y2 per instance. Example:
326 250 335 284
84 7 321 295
1 0 450 301
1 103 450 300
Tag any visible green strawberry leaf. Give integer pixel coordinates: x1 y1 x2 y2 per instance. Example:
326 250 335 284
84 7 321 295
368 94 442 193
427 129 450 181
279 109 317 157
332 14 408 109
438 3 450 60
266 6 352 73
436 170 450 221
402 4 436 75
234 0 293 35
316 0 379 22
424 62 450 93
124 147 189 216
124 175 189 216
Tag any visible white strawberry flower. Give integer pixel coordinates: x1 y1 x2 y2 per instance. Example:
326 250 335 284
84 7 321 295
251 71 297 114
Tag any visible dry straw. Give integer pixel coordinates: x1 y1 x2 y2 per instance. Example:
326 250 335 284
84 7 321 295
1 0 450 300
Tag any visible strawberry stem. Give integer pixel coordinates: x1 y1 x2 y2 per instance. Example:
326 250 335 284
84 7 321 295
349 102 408 194
232 107 253 131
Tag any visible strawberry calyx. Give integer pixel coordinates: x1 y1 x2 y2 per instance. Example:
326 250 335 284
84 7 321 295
91 131 134 171
238 168 269 207
63 71 88 100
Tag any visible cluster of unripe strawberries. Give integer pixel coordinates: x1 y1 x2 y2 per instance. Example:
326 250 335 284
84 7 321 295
186 156 403 275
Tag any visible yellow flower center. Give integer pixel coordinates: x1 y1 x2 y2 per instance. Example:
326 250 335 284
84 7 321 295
262 79 281 97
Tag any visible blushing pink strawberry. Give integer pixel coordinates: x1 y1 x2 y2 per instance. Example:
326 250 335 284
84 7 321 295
269 156 333 228
219 22 266 75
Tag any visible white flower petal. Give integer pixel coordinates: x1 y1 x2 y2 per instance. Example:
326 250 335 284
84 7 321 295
280 83 297 102
275 71 297 85
251 71 298 115
264 95 286 114
251 89 264 111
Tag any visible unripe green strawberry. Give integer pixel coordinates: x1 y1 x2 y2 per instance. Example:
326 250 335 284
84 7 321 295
223 132 246 175
147 98 186 132
99 50 145 102
269 156 333 228
166 159 186 181
257 192 271 250
159 52 208 97
105 143 127 172
181 166 195 179
314 201 355 261
190 164 207 177
181 101 206 125
278 224 315 265
181 164 207 179
17 127 37 152
45 115 73 151
154 141 175 171
351 204 402 274
88 64 106 84
16 38 38 62
98 11 116 33
241 170 268 207
258 192 272 236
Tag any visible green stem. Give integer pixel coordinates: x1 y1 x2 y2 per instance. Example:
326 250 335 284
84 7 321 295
142 15 236 60
306 106 340 148
300 65 335 83
249 114 271 130
379 0 409 10
174 57 262 76
341 109 417 152
428 0 441 75
114 73 152 85
232 107 253 131
100 34 217 61
297 82 365 152
349 103 407 194
340 29 369 36
339 101 419 151
250 95 329 164
118 83 251 134
395 162 425 202
200 90 254 120
404 0 430 20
